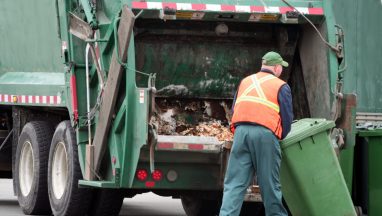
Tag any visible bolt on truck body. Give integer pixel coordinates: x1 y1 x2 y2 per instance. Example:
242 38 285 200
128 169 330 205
1 0 381 215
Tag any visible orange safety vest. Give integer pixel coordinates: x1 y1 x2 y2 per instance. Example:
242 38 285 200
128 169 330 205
231 72 286 139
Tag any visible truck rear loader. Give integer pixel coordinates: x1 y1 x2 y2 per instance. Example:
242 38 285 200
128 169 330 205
0 0 381 215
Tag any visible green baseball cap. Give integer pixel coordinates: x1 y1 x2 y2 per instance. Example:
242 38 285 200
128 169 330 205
262 51 289 67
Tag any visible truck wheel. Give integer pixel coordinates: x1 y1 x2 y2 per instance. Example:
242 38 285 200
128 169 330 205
48 121 90 216
181 196 221 216
14 121 53 215
88 189 124 216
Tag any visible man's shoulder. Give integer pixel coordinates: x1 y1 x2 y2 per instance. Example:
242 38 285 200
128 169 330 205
278 83 292 97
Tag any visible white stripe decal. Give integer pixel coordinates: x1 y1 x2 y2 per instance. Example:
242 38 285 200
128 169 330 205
206 4 221 11
265 6 280 13
177 3 192 10
0 94 62 105
295 7 309 14
235 5 251 13
131 2 324 15
147 2 163 9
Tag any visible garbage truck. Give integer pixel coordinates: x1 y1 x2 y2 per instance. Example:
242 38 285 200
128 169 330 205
0 0 381 215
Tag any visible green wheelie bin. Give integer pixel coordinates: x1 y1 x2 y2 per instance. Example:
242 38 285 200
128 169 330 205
280 119 356 216
358 129 382 216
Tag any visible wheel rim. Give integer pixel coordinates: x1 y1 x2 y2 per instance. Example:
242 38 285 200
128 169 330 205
19 141 34 197
52 142 68 200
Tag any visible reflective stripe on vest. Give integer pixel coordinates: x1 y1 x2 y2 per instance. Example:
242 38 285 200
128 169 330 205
235 74 279 112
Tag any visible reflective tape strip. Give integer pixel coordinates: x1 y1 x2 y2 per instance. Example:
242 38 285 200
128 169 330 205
239 74 276 99
147 2 163 9
251 76 266 99
50 96 55 104
264 6 280 13
221 4 236 12
308 8 324 15
163 2 177 10
177 3 192 10
205 4 221 11
157 142 220 151
235 96 280 112
235 5 251 13
258 75 276 83
295 7 309 14
131 2 324 15
0 94 62 105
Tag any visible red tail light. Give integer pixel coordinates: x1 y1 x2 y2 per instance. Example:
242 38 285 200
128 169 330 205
136 169 148 181
152 170 163 181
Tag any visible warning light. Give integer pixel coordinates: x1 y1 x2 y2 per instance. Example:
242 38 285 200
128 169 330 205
136 169 148 181
152 170 163 181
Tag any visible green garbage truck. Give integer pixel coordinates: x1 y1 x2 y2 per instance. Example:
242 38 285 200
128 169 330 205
0 0 381 215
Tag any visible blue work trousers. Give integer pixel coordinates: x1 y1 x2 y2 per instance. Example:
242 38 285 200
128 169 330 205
220 125 288 216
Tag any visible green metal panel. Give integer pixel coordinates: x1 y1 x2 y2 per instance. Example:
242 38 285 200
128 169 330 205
0 0 62 73
0 0 67 107
332 0 382 204
135 22 299 98
358 130 382 216
333 0 382 112
355 1 382 113
132 163 221 190
131 147 222 189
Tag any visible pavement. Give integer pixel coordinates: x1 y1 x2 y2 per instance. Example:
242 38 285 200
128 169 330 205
0 179 186 216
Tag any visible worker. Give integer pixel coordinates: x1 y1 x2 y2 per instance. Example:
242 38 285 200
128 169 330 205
220 51 293 216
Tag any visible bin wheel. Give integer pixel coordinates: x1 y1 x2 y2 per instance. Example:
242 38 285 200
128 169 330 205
48 121 91 216
181 196 221 216
15 121 53 215
88 189 125 216
355 206 364 216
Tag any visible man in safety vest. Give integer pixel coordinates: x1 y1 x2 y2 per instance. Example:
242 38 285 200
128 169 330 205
220 51 293 216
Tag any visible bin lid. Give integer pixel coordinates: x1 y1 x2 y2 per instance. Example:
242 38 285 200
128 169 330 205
281 118 335 149
358 129 382 137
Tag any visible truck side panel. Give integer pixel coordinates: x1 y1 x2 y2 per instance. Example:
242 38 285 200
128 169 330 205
0 0 62 73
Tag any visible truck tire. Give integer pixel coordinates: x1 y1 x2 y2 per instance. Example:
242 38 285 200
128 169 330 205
14 121 53 215
181 196 221 216
88 189 124 216
47 121 90 216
